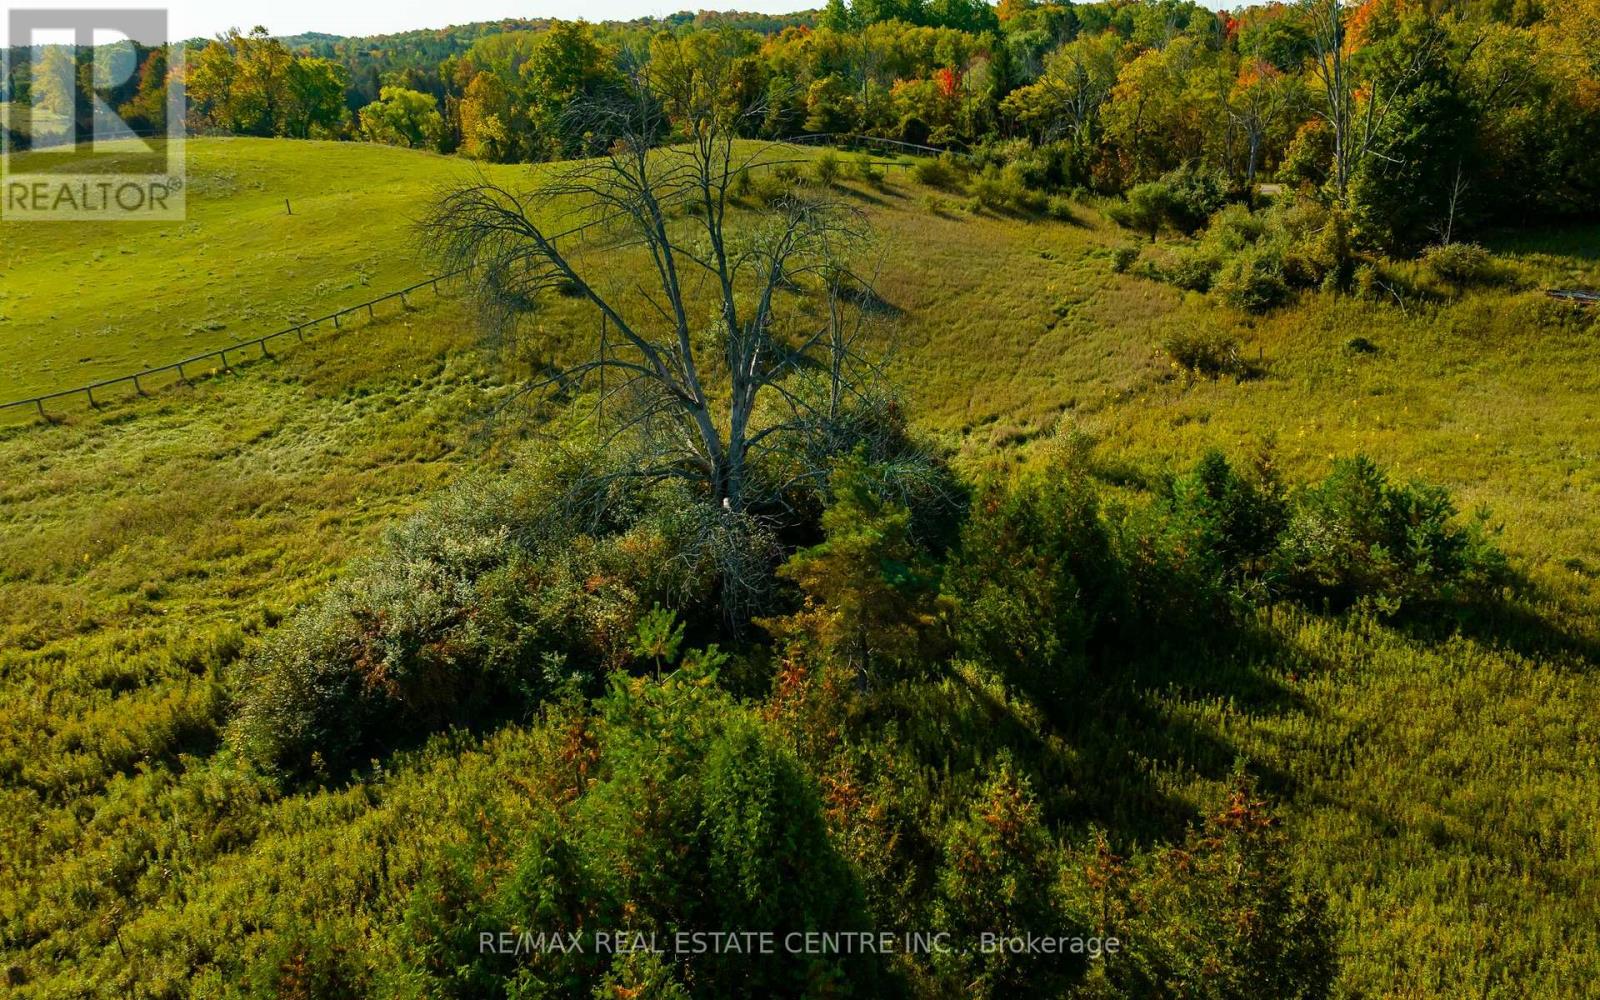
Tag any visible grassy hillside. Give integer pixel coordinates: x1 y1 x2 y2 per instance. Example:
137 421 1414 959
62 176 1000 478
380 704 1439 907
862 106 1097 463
0 138 901 407
0 139 544 402
2 138 1598 996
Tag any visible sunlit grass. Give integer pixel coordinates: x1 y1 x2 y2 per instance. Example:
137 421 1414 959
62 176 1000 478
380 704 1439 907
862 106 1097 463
1 137 1598 995
0 139 553 402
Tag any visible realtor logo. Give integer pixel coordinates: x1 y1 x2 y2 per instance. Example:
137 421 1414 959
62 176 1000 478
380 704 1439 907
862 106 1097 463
2 7 186 221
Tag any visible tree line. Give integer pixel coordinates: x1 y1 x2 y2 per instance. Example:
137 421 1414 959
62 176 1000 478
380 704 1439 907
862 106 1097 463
4 1 1597 248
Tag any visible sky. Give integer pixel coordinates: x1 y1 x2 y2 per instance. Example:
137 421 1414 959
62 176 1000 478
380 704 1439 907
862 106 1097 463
0 0 818 47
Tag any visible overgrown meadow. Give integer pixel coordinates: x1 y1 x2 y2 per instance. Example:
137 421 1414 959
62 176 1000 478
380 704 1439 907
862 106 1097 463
2 134 1598 998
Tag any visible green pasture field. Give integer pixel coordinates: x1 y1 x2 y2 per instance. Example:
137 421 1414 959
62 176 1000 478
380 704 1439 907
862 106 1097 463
0 139 546 402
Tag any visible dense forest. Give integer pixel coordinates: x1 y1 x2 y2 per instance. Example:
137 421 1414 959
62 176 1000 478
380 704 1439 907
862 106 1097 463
6 0 1600 249
4 2 1600 997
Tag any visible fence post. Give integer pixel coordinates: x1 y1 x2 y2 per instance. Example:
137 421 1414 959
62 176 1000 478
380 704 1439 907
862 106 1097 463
2 271 463 419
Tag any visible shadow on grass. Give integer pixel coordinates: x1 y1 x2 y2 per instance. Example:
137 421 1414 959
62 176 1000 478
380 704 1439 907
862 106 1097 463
859 564 1586 855
1395 593 1600 670
967 202 1092 229
867 611 1312 848
1482 220 1600 263
829 183 893 208
1064 623 1306 841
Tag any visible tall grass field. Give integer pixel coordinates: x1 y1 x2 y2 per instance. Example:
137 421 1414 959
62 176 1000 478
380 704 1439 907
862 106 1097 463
2 132 1598 998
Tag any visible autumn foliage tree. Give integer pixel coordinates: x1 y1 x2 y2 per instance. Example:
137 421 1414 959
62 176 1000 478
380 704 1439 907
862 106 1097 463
186 27 346 137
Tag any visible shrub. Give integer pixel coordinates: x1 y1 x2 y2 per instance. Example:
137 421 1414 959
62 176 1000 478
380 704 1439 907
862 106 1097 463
1275 455 1507 613
1161 331 1251 379
969 137 1031 172
1107 181 1175 239
1213 245 1291 313
229 463 744 779
1005 163 1050 213
402 677 881 997
1421 242 1503 290
699 718 864 939
1279 119 1333 191
595 953 693 1000
969 167 1005 211
1068 773 1338 1000
249 917 372 997
1303 206 1355 292
852 152 885 186
933 760 1079 996
747 167 796 206
1166 246 1224 292
913 153 965 190
1204 202 1268 253
1159 450 1287 598
229 475 553 778
898 114 930 145
1160 163 1231 233
970 138 1086 193
1147 199 1353 311
765 456 949 687
1353 262 1383 301
1111 243 1141 273
812 149 840 186
970 163 1048 215
1110 167 1230 238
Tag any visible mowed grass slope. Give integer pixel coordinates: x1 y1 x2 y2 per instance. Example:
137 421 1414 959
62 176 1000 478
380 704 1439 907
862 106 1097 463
0 137 880 405
0 138 543 402
1 137 1598 996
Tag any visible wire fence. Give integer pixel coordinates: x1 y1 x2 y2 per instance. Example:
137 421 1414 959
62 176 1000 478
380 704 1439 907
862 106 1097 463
785 132 974 161
0 273 466 421
0 132 940 423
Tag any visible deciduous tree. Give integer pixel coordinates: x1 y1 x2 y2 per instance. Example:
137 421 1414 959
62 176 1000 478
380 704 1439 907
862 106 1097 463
358 86 444 148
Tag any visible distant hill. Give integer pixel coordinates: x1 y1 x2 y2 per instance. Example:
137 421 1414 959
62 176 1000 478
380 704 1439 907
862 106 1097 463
275 9 815 54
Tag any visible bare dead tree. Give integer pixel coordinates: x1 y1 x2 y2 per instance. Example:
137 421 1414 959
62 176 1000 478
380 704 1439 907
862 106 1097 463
1436 159 1469 245
1228 62 1301 187
1302 0 1437 204
421 38 893 522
